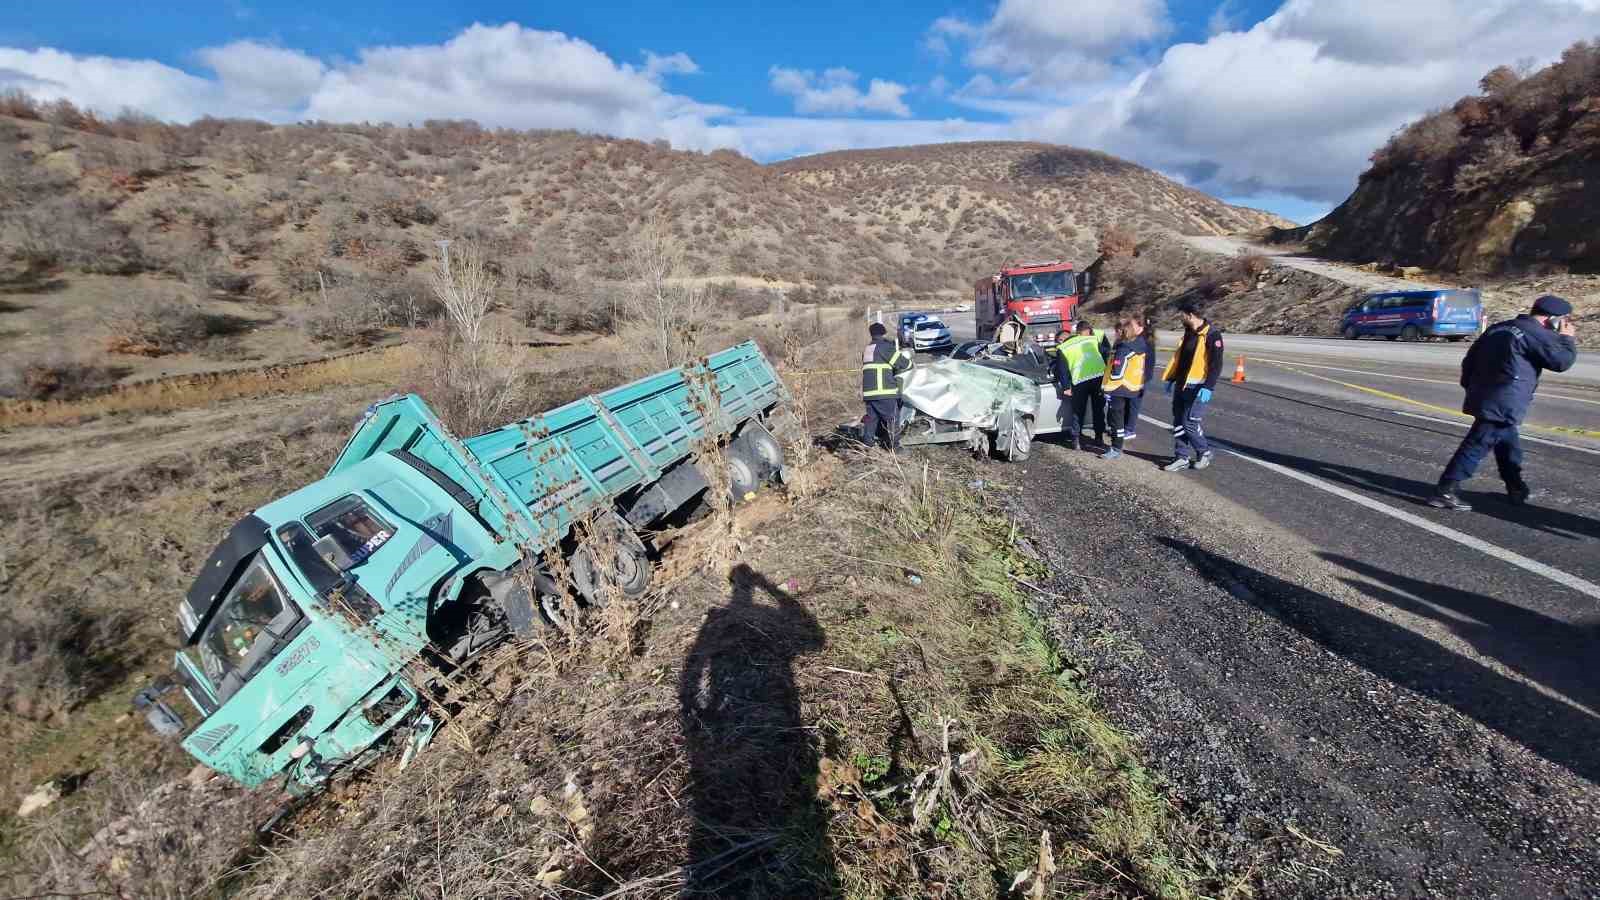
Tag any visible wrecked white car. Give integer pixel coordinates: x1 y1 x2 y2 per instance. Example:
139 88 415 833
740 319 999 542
896 322 1066 461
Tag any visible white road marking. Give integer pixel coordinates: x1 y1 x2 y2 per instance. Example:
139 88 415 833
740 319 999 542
1248 356 1600 407
1135 414 1600 602
1391 411 1600 457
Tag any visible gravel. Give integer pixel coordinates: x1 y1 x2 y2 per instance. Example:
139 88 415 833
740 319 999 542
999 444 1600 898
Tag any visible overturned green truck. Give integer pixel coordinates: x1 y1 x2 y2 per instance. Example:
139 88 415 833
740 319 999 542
135 343 794 793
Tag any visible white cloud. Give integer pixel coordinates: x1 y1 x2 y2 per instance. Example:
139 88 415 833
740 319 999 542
642 50 698 79
196 41 324 115
1206 0 1241 36
933 0 1171 89
1032 0 1600 204
768 66 912 117
0 47 222 121
0 25 742 152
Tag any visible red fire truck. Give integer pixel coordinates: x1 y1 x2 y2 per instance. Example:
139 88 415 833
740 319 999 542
972 260 1087 346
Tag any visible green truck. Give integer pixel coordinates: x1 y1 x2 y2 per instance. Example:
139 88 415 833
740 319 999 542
135 343 793 793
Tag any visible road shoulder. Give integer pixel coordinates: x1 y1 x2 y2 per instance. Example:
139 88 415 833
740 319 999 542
1005 441 1600 897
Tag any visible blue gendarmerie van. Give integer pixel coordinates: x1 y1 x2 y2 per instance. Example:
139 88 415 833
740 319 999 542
1340 289 1483 342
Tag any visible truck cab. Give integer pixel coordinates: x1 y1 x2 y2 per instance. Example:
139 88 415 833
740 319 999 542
973 261 1085 347
157 451 519 791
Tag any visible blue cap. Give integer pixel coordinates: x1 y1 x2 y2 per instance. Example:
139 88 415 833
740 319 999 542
1532 294 1572 317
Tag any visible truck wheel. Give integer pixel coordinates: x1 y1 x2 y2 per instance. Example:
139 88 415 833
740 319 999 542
726 445 761 502
1003 416 1033 462
1343 325 1359 340
572 513 651 606
736 425 784 481
1401 324 1421 342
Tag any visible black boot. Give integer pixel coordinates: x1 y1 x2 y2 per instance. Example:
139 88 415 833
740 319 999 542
1428 480 1472 511
1507 481 1530 505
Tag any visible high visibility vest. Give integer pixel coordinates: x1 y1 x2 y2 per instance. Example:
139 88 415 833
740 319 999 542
1162 323 1215 385
861 344 908 398
1055 334 1106 384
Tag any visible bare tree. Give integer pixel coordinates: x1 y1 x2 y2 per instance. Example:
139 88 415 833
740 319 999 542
429 240 498 344
623 213 707 370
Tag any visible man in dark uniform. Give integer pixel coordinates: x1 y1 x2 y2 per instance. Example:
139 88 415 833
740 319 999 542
861 322 912 452
1429 295 1578 510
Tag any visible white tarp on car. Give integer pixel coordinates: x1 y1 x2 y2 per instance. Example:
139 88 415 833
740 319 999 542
899 359 1039 430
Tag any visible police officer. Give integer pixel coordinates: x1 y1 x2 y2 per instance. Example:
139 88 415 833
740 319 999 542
1051 320 1107 450
861 321 912 451
1161 301 1224 471
1429 294 1578 510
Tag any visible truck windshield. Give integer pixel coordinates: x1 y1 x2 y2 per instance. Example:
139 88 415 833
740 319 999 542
180 556 290 694
1008 271 1074 299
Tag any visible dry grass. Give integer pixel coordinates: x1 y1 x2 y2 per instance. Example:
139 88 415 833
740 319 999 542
0 344 423 428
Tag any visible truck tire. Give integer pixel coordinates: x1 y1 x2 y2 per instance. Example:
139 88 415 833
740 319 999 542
726 445 761 503
572 512 651 606
736 424 784 481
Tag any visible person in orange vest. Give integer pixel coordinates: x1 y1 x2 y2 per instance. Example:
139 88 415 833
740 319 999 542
1099 315 1155 460
1161 301 1224 471
860 322 912 451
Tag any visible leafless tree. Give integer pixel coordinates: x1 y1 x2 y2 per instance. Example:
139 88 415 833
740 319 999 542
623 213 707 369
429 240 498 344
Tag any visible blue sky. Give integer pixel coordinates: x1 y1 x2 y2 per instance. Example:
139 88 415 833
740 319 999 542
3 1 1596 223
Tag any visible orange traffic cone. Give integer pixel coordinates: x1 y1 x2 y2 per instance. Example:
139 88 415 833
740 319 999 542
1231 355 1247 383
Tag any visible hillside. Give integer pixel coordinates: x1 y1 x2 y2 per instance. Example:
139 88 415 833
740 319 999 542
1290 39 1600 274
0 101 1283 393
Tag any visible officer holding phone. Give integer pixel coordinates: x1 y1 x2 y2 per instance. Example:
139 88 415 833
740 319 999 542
1430 294 1579 510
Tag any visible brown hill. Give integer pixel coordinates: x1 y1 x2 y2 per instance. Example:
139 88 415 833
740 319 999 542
1290 39 1600 274
0 98 1282 392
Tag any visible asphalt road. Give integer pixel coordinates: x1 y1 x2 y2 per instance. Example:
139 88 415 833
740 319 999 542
975 334 1600 895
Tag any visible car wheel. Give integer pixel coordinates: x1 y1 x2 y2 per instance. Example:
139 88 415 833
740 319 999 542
1343 325 1359 340
1401 325 1421 342
1003 416 1033 462
1385 334 1398 341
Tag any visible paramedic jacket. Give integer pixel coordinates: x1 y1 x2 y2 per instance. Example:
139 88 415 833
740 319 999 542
1460 314 1577 425
1163 321 1224 389
861 337 912 399
1103 334 1153 396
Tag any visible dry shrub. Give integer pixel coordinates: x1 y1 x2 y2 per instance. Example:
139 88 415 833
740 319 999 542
520 288 616 334
101 293 212 356
10 763 271 899
419 327 531 436
0 356 124 400
0 601 116 720
622 214 710 369
1098 225 1139 259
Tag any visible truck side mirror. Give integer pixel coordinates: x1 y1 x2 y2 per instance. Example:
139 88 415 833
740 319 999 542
132 679 187 738
313 534 354 571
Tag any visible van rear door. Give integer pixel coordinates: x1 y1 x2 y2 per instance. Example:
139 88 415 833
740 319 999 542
1430 289 1482 335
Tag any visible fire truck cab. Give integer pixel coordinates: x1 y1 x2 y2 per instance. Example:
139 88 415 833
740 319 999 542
973 261 1087 347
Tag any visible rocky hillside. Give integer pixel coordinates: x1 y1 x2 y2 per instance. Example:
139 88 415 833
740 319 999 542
1290 39 1600 274
0 98 1283 391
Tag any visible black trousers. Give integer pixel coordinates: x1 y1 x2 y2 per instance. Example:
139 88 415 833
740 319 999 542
1440 418 1524 488
1068 381 1105 446
1107 396 1135 449
862 398 900 451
